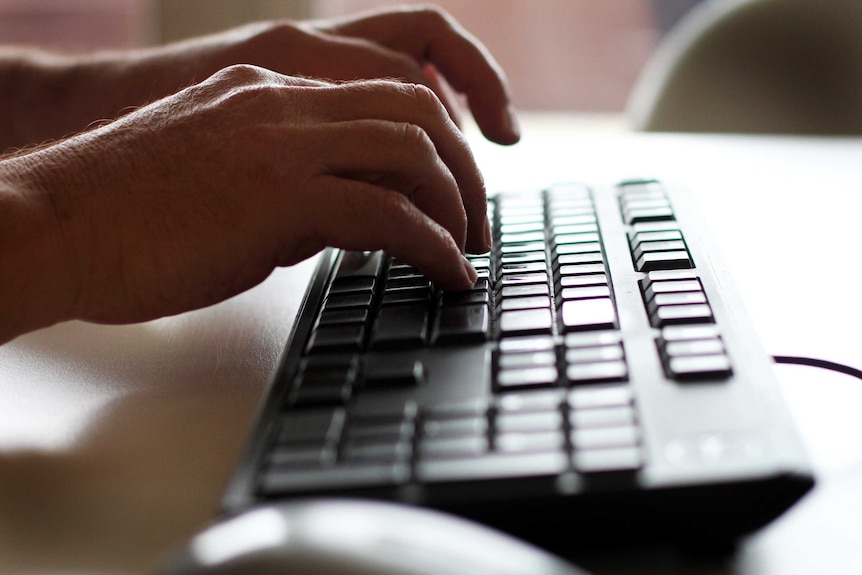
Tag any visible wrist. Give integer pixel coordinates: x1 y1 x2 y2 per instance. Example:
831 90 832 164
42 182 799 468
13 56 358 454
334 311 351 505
0 152 83 343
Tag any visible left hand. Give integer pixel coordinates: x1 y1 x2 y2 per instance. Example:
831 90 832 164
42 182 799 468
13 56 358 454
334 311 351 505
113 6 520 145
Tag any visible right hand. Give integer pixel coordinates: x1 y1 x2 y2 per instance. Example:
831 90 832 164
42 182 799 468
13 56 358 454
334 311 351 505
7 64 488 331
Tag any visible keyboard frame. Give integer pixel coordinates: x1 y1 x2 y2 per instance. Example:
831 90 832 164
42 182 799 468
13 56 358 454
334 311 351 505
221 182 814 547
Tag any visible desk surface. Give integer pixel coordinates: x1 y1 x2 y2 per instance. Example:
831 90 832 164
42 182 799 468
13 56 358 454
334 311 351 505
1 116 861 575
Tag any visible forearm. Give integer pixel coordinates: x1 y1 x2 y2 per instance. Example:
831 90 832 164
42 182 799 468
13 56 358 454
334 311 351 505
0 50 101 150
0 40 224 152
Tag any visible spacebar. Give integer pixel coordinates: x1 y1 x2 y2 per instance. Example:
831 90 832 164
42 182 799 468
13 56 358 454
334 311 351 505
416 452 569 483
259 463 409 494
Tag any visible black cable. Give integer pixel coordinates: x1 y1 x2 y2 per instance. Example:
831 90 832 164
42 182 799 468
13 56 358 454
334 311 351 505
773 355 862 381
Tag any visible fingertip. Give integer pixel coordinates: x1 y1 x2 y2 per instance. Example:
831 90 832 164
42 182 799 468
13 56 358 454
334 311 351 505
461 254 479 286
471 99 521 146
501 104 522 144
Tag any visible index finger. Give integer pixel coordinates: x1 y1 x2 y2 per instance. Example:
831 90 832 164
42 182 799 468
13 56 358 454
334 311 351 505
328 6 521 145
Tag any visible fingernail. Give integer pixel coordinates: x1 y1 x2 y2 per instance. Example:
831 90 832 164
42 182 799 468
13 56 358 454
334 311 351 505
461 255 479 286
483 216 493 252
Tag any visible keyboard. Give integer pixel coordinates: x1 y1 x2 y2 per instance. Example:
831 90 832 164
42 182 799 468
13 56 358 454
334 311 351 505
221 181 814 547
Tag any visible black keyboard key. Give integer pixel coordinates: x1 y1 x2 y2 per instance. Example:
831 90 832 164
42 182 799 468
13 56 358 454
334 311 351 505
555 232 601 245
363 357 426 388
663 338 725 357
268 445 336 468
498 350 556 370
651 303 714 327
381 286 431 306
417 451 569 483
642 278 703 302
323 292 374 310
558 263 606 277
500 308 553 336
559 273 609 288
334 250 384 279
568 384 633 410
500 271 549 287
496 366 559 390
556 253 604 266
555 242 602 256
560 285 612 301
565 344 624 364
573 446 644 474
341 440 413 463
328 276 375 295
648 291 708 311
441 291 490 307
423 415 489 438
385 276 431 290
420 435 489 459
632 239 688 263
501 284 550 298
496 431 565 454
501 261 548 275
347 420 415 442
629 229 683 248
625 207 675 225
500 295 552 312
291 381 353 408
501 221 544 235
370 304 429 348
667 354 732 380
276 408 346 446
260 462 409 494
566 361 628 384
636 250 693 272
495 411 564 434
306 324 365 353
560 298 617 332
496 390 565 414
570 405 636 429
571 425 640 450
500 241 546 255
434 303 490 344
318 308 368 326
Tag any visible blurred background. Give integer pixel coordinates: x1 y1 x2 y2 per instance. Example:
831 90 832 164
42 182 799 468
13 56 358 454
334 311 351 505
0 0 705 113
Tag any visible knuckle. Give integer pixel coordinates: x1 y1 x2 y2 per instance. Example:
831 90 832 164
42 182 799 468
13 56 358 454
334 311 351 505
210 63 271 87
408 82 441 109
397 122 434 154
403 82 448 120
411 5 455 29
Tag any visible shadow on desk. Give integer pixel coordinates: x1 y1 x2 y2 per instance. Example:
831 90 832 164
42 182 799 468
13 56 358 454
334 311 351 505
0 264 312 574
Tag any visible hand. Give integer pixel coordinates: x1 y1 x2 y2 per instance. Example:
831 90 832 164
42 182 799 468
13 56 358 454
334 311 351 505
9 6 519 150
0 64 487 338
198 6 522 145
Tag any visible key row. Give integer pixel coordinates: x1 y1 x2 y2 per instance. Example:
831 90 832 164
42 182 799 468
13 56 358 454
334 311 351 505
259 384 643 495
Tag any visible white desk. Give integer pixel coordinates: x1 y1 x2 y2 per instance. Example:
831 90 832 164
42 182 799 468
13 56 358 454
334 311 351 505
1 116 861 574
